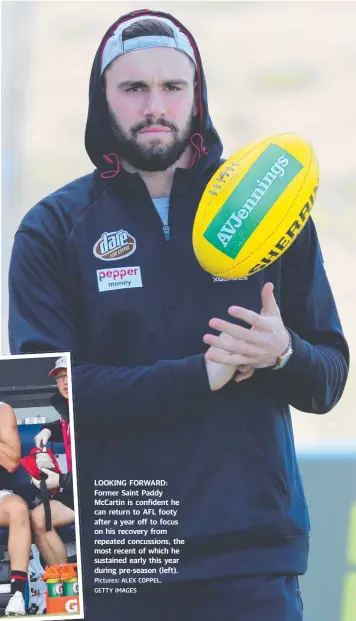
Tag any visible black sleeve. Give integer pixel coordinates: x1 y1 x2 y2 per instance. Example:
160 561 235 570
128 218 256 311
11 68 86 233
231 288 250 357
257 218 349 414
40 420 63 443
59 472 73 494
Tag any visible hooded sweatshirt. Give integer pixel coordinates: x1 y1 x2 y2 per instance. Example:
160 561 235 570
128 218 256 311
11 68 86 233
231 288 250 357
9 6 349 607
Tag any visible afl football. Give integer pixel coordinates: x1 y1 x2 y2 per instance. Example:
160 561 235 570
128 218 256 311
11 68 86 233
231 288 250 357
193 133 319 278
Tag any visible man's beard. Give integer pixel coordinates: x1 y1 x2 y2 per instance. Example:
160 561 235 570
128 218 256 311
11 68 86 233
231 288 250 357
109 110 196 172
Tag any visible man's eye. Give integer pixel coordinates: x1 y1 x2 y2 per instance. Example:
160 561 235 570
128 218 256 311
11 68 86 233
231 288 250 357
166 85 180 91
125 84 144 93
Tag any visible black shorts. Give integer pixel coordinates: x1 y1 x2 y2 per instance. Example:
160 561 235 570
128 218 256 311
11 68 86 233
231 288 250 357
34 490 74 512
52 490 74 511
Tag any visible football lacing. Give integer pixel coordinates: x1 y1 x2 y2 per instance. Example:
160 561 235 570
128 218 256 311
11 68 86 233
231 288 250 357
208 161 238 195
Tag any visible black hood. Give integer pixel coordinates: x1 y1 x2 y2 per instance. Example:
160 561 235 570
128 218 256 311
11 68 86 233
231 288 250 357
85 8 223 181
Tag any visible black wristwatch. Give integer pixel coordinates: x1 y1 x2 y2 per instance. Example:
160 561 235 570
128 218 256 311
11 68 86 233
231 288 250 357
271 331 293 371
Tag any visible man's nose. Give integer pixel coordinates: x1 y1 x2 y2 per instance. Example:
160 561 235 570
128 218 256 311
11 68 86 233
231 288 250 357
143 88 166 118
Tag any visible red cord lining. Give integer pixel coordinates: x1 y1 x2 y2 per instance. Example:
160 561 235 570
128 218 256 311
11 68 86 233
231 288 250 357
100 153 120 178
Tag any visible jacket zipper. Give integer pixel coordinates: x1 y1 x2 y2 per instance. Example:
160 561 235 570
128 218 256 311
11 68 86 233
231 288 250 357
163 224 170 242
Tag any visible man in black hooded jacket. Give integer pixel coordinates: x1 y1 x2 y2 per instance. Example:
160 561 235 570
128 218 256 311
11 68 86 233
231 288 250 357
8 9 349 621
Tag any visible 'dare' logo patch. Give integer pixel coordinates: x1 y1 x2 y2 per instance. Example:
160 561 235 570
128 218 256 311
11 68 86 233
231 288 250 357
93 229 136 261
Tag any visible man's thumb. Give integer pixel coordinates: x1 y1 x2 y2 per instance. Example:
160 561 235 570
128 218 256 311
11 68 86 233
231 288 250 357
261 282 280 316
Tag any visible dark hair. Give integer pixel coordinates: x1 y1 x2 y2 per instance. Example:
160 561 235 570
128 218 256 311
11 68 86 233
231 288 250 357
122 19 174 41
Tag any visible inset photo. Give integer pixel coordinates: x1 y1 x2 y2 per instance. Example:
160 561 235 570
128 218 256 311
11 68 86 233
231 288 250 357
0 353 83 619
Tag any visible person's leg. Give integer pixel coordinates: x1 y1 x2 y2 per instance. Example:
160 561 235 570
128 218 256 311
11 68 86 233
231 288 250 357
31 500 75 565
0 492 31 616
0 493 31 572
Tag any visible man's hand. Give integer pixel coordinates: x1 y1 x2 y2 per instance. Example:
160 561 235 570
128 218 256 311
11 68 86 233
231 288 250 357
34 428 52 448
35 451 55 471
205 332 255 389
204 282 289 369
234 364 255 383
205 333 239 390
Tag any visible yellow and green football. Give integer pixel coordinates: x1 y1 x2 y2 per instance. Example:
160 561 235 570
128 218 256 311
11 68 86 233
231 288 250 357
193 133 319 278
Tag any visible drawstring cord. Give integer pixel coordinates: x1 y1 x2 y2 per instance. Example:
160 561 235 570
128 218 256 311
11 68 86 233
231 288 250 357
100 135 208 177
189 133 208 168
190 133 208 155
100 153 120 179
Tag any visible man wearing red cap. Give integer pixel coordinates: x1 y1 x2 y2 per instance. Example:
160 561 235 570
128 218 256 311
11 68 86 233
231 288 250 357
30 357 74 565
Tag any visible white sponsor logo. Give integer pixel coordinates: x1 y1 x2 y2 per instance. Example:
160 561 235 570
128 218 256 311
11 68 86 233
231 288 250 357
217 154 289 249
93 229 136 261
213 276 248 282
97 266 143 292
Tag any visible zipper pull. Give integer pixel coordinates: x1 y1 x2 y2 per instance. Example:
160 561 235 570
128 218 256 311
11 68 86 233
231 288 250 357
163 224 170 241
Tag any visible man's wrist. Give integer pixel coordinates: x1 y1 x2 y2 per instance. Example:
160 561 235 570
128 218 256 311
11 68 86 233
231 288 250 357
271 329 293 371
